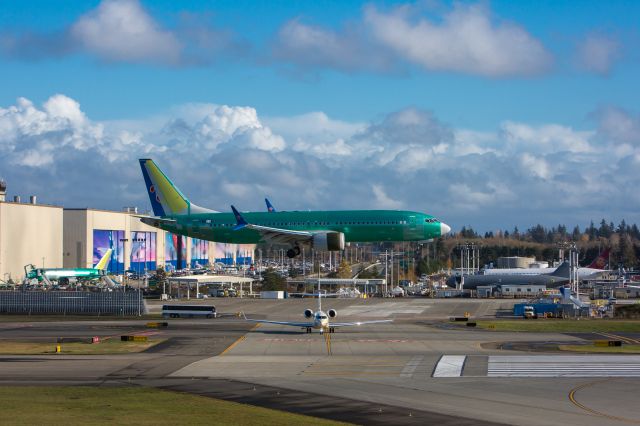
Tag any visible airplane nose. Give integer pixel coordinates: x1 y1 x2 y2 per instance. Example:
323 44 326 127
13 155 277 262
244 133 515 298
440 222 451 235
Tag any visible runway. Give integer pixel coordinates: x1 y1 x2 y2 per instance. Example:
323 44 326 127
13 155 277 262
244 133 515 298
1 298 639 425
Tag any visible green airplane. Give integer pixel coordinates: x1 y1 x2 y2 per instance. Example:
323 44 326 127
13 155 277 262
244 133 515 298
139 159 451 258
25 249 113 284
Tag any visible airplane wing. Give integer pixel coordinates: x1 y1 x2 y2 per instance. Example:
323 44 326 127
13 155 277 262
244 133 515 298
137 216 177 227
244 318 314 327
231 205 314 246
330 320 393 327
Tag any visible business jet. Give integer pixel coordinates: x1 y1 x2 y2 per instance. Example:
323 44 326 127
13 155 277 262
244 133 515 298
243 292 392 334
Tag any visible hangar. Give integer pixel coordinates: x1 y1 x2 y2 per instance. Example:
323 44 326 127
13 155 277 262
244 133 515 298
0 182 255 281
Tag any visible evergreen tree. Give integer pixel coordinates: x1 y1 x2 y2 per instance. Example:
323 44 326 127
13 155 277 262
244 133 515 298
261 268 286 291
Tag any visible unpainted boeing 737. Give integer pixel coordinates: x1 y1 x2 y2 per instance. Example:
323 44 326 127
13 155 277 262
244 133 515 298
25 249 113 284
138 159 451 258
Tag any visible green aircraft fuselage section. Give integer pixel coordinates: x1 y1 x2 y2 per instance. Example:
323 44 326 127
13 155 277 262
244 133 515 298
155 210 442 244
26 268 105 282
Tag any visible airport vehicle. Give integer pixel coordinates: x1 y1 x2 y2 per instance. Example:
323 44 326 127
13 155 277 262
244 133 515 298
523 306 538 319
447 261 571 290
162 304 217 318
482 249 610 280
24 249 113 285
243 290 392 333
138 159 450 258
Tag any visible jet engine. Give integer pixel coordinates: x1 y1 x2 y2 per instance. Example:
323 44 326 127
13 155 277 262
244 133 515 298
312 232 345 251
304 309 313 318
328 309 337 318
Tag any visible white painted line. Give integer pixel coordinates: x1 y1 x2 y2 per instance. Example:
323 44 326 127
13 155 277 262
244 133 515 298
433 355 466 377
400 355 424 378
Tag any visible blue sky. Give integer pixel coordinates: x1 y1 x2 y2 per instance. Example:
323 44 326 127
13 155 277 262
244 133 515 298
0 0 639 231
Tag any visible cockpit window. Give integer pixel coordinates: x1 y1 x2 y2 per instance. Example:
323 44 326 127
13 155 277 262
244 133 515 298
319 315 328 319
425 218 439 223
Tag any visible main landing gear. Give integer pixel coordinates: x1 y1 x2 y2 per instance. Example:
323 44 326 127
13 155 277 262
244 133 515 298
305 327 312 333
286 246 301 258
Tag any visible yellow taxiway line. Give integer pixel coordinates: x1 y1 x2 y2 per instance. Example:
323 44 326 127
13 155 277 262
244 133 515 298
568 379 640 424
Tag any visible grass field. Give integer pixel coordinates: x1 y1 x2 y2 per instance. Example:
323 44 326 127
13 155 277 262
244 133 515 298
0 386 346 426
476 319 640 333
558 344 640 354
0 338 164 355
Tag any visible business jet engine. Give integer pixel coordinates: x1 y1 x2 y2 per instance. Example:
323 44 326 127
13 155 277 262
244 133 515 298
304 309 313 318
327 309 337 318
312 232 345 251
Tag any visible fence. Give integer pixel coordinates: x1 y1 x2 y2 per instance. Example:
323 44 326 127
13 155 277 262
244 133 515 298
0 290 147 316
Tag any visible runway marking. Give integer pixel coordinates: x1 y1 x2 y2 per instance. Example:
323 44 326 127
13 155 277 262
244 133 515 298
432 355 466 377
569 379 640 424
400 355 424 378
219 324 258 356
488 355 640 377
596 332 640 345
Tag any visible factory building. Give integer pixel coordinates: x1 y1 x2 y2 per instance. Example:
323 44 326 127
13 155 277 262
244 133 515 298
63 208 254 275
0 182 63 282
0 180 254 281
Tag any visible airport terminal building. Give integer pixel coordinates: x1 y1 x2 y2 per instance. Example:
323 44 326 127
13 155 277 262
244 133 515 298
0 188 254 281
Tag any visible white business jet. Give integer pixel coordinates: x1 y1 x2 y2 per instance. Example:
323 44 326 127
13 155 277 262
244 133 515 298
243 291 392 334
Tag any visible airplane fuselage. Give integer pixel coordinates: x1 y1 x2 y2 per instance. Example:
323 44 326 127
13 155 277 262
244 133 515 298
142 209 446 244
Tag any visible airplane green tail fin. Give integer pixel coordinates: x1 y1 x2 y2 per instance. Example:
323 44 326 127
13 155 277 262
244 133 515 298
139 159 215 216
95 249 113 270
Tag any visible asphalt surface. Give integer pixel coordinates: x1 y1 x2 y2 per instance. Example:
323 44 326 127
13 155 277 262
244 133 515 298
1 298 639 425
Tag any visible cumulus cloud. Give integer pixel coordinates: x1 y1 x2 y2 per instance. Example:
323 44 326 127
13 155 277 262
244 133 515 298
273 3 552 77
576 33 621 76
1 94 639 231
272 19 393 73
0 0 243 65
70 0 182 64
364 3 552 77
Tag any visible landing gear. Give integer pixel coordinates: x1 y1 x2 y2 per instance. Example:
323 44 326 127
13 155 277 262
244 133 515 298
305 327 312 333
329 327 335 333
286 246 301 258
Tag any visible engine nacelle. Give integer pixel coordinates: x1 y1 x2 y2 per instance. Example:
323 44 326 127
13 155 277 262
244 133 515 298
304 309 313 318
312 232 345 251
328 309 337 318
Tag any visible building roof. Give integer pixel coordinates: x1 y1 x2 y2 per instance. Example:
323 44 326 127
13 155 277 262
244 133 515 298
168 275 255 284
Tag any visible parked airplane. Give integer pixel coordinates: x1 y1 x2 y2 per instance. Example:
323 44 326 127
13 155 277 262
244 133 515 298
265 198 276 212
243 290 392 333
25 249 113 284
138 159 451 258
447 261 571 290
482 249 610 280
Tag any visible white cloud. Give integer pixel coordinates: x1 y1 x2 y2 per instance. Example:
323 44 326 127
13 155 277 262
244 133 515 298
372 184 403 209
0 0 242 65
272 19 390 72
273 3 552 77
520 153 550 180
70 0 182 64
364 4 552 77
576 33 621 76
500 122 594 153
593 106 640 146
1 94 639 231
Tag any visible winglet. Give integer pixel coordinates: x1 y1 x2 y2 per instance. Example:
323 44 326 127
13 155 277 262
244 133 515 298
265 198 276 213
231 205 248 230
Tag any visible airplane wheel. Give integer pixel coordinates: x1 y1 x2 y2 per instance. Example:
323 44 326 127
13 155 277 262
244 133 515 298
286 249 296 258
294 246 301 256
